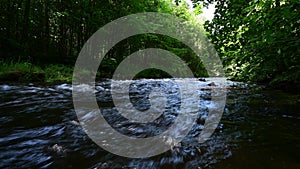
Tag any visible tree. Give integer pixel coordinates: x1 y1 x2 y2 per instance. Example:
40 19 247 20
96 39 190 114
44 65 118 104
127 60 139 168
200 0 299 84
0 0 208 80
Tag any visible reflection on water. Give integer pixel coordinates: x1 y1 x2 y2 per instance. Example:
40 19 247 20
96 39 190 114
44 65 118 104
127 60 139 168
0 78 299 168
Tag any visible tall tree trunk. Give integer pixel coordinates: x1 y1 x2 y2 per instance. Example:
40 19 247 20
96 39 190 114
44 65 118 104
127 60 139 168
44 0 50 58
22 0 31 59
6 0 12 38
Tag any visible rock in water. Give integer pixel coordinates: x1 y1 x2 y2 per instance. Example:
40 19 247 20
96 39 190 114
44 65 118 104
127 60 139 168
208 82 216 86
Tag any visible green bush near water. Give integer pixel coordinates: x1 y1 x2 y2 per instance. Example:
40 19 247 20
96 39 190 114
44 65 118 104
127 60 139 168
0 62 73 83
44 64 73 83
0 62 42 73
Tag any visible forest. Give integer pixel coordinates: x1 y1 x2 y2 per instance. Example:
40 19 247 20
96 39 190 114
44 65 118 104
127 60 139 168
0 0 299 90
0 1 300 168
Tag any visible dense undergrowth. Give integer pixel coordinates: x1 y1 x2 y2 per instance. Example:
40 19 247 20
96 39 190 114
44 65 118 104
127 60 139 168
0 62 73 83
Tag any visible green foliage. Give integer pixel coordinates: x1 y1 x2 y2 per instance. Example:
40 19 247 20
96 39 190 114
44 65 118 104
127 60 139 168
0 61 73 83
0 62 42 74
5 0 297 85
0 0 209 80
0 61 44 82
44 65 73 83
204 0 300 84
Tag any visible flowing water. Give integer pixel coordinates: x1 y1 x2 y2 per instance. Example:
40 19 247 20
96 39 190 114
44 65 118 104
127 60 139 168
0 78 299 169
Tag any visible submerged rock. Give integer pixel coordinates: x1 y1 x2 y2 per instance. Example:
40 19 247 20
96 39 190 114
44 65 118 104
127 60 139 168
208 82 216 86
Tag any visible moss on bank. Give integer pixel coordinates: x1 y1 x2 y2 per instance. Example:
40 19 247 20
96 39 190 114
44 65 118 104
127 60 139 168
0 62 73 84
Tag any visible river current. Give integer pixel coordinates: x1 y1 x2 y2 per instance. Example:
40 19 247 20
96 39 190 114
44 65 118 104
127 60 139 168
0 78 299 168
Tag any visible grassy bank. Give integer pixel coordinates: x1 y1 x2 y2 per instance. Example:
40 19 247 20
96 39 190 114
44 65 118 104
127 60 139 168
1 62 299 94
0 62 73 84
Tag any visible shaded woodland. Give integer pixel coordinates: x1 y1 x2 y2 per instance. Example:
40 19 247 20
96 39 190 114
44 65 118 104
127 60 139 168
0 0 299 88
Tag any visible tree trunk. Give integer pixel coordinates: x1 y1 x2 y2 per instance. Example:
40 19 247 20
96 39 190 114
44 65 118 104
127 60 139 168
22 0 31 58
44 0 50 58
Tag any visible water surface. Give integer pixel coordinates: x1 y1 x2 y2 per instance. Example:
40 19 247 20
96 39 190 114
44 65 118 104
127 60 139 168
0 78 299 168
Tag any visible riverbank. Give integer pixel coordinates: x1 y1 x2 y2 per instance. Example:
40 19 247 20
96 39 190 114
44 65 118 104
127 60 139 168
0 62 73 84
0 62 299 94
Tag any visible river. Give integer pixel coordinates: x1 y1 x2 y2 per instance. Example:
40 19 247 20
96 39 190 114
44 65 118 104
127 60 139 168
0 78 299 169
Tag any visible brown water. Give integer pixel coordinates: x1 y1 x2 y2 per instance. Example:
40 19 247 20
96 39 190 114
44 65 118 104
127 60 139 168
0 78 299 169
